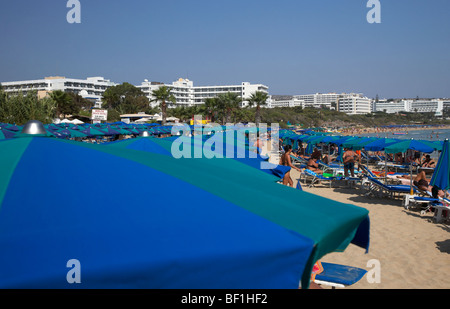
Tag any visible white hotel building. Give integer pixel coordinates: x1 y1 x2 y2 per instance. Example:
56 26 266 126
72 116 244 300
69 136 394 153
267 97 304 108
290 92 365 110
373 99 449 117
137 78 269 108
1 76 117 108
337 95 373 115
293 93 342 109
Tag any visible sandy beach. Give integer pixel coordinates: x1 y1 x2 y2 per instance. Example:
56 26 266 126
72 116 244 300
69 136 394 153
287 168 450 289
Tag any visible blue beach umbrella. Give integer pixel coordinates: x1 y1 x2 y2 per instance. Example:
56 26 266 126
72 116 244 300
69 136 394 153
363 138 399 152
0 125 369 289
98 126 121 136
0 127 17 139
3 124 22 132
305 142 314 155
79 127 106 137
384 139 435 154
53 128 87 139
430 139 450 192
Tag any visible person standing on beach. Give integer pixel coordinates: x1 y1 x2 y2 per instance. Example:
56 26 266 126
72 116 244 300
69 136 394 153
343 148 357 177
279 145 302 187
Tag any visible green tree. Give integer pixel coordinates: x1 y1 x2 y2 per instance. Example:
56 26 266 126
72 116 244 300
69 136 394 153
102 82 149 114
50 90 78 119
150 86 176 125
247 91 269 126
67 92 93 111
0 91 56 125
204 97 219 123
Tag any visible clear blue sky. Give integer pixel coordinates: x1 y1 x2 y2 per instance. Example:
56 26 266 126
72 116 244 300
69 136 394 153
0 0 449 98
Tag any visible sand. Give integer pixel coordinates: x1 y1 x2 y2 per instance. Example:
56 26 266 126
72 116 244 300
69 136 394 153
287 168 450 289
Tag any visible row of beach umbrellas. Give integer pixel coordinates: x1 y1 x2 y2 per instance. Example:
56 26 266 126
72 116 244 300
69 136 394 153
280 130 443 154
280 130 450 193
0 122 272 140
0 122 175 139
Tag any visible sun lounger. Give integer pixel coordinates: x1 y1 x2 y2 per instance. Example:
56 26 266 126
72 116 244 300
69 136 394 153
376 161 411 173
317 160 343 175
361 176 417 199
403 194 441 214
361 151 379 164
360 165 378 178
361 164 409 182
300 169 343 188
312 262 368 289
289 154 308 166
403 192 450 221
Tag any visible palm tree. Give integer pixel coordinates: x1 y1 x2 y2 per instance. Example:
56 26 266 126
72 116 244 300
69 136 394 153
217 92 241 124
150 86 176 125
247 91 269 126
204 97 219 123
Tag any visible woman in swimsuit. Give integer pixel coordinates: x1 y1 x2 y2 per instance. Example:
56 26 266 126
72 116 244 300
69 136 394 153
306 157 323 175
280 145 302 187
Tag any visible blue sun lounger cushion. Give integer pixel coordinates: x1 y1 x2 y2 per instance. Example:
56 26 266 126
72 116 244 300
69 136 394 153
314 262 367 287
368 176 416 193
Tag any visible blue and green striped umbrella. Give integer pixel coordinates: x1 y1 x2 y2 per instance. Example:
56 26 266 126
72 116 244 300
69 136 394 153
0 133 369 289
430 139 450 191
384 139 435 154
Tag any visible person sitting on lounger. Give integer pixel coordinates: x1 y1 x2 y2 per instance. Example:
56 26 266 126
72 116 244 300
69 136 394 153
421 155 436 168
322 154 334 165
412 170 430 191
394 152 404 164
311 148 322 160
408 170 444 197
306 157 323 175
280 145 302 187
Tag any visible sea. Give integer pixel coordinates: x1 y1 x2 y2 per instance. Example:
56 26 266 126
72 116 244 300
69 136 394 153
357 128 450 158
358 128 450 141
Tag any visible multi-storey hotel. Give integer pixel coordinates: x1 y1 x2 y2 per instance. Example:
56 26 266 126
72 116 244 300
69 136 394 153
137 78 269 108
1 76 117 108
373 99 449 117
293 93 340 109
337 95 373 115
267 96 304 108
291 92 365 110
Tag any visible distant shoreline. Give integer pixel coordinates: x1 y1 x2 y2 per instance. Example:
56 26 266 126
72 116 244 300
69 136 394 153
340 124 450 136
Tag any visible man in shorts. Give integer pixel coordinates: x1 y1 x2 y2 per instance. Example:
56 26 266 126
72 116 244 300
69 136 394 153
343 148 357 177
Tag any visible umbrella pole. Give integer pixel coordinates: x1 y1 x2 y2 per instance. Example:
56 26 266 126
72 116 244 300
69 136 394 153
385 151 388 184
409 159 414 195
